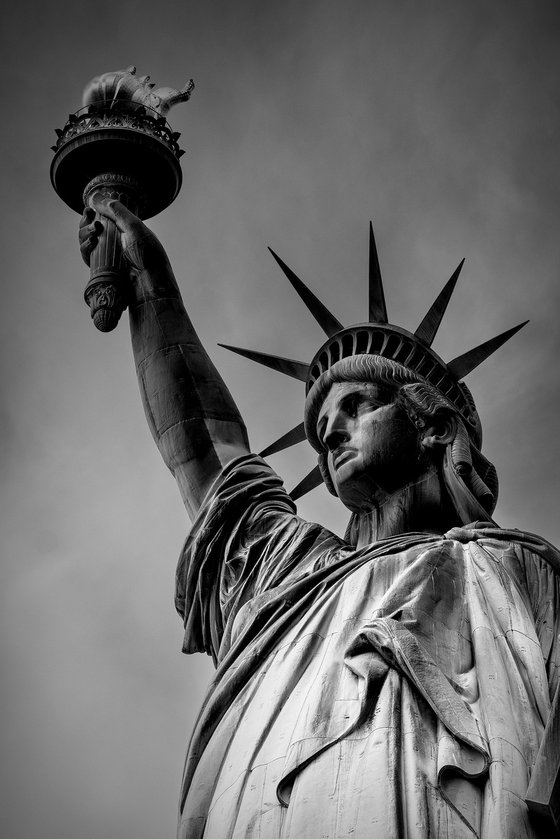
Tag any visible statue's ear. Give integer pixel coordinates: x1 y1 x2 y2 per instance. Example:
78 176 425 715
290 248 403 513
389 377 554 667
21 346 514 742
420 411 457 452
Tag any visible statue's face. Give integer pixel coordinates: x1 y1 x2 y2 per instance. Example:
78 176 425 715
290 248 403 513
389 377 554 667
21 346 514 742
316 381 425 511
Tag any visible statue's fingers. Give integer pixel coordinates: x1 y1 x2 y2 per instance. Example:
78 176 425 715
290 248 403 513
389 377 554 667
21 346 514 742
78 219 103 246
106 199 141 231
79 206 96 230
90 195 143 237
80 233 98 266
89 193 118 222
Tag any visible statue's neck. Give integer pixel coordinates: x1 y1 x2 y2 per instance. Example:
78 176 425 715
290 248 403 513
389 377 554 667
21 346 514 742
354 467 459 548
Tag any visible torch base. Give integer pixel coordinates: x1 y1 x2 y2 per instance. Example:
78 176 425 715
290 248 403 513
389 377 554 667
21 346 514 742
51 125 182 220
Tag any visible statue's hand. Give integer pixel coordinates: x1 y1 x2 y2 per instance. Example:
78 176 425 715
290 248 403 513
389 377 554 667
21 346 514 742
78 207 104 267
78 198 179 303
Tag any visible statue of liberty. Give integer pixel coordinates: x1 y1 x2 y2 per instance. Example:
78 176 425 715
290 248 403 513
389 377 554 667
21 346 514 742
78 169 559 839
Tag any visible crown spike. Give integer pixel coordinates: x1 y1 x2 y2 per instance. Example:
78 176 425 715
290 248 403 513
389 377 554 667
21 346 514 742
218 344 309 382
289 464 323 501
268 248 343 337
414 259 464 346
447 320 529 379
368 222 388 324
260 423 306 458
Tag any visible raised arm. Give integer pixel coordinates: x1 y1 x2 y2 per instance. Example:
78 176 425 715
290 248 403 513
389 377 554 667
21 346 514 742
79 197 250 520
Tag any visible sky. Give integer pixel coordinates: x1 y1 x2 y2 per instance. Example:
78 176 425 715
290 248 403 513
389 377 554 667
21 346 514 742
1 1 560 836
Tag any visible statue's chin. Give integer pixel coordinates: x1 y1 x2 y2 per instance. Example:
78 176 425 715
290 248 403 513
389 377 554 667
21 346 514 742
336 466 443 517
334 476 385 514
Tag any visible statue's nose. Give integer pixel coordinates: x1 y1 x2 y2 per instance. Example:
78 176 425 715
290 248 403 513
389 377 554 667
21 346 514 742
324 414 351 452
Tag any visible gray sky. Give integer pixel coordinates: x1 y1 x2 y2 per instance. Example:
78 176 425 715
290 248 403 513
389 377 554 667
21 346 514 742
2 1 560 836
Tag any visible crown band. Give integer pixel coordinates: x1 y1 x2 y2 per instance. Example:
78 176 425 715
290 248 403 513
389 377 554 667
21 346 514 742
306 322 478 432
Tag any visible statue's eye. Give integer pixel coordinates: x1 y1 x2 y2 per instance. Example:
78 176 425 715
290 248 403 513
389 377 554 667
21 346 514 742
344 394 360 418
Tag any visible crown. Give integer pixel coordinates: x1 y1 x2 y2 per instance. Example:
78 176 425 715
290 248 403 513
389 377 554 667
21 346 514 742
220 224 527 500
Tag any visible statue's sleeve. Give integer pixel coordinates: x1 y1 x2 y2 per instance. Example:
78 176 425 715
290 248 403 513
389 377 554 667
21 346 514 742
515 543 560 701
174 453 346 662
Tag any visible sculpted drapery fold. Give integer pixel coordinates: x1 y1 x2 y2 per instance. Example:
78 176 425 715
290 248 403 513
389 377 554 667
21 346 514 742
175 455 560 839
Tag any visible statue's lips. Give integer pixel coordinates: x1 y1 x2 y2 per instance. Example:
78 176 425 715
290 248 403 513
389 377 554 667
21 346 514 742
333 448 356 470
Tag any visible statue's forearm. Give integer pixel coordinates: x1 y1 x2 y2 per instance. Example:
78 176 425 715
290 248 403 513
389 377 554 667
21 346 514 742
127 251 249 520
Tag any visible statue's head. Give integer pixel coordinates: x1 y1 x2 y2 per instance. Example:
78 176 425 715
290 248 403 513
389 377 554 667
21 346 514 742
304 354 498 520
221 225 526 531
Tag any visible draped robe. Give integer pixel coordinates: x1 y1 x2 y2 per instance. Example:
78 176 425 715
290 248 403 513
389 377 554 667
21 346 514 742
175 455 560 839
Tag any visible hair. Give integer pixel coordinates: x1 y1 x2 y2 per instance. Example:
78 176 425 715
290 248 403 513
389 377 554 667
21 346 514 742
304 354 498 515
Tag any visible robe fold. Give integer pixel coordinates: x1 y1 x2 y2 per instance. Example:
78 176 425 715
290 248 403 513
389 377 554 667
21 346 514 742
175 454 560 839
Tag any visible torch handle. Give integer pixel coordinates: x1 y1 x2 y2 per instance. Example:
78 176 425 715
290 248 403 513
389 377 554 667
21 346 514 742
83 174 142 333
85 214 127 332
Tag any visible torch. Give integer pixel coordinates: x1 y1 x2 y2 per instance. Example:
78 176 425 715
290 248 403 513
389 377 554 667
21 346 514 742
50 66 194 332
